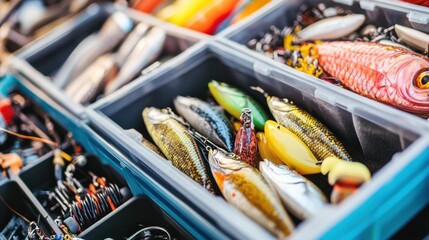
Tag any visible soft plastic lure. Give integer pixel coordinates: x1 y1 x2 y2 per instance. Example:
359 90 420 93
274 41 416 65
321 157 371 204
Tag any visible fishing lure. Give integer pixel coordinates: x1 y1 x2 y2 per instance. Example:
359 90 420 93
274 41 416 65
259 160 327 220
173 96 235 152
105 27 166 94
395 24 429 53
262 92 352 162
168 0 215 26
54 12 133 89
184 0 240 34
256 132 283 165
65 54 115 104
208 149 294 237
142 107 214 193
233 108 258 168
321 157 371 204
208 80 269 131
296 14 365 42
316 41 429 114
264 120 320 174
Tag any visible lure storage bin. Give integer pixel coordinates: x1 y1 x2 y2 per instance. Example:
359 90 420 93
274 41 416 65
220 0 429 118
12 2 205 118
86 41 429 239
0 74 219 239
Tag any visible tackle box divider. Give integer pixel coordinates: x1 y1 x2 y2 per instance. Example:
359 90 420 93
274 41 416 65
0 179 62 236
79 197 194 239
88 40 211 112
10 175 63 235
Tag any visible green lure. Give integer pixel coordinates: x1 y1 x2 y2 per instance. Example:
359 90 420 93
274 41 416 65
208 80 269 131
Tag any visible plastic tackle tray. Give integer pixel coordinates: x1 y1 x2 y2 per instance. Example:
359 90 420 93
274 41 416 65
87 42 429 239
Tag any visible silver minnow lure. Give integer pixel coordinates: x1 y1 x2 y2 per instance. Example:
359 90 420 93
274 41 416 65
259 160 327 220
174 96 235 152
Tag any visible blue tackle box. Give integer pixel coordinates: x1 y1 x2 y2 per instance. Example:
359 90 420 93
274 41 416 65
3 0 429 238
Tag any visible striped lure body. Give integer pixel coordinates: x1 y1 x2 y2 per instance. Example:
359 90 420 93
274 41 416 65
143 107 214 193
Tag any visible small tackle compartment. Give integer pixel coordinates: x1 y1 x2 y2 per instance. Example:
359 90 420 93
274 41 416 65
0 180 59 239
0 74 212 239
9 2 205 118
87 42 429 239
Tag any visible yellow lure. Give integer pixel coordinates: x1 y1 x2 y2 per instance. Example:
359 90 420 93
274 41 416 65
264 120 320 174
256 132 284 165
168 0 215 26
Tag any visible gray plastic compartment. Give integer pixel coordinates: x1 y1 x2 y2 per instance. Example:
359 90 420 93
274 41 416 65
10 3 206 119
87 42 429 238
222 0 429 42
79 197 193 239
359 0 429 33
0 180 59 236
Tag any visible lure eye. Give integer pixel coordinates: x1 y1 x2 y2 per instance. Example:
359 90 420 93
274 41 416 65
416 70 429 89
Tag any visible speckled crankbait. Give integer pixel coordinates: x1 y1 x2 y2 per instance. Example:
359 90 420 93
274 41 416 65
142 107 214 193
173 96 235 152
259 160 327 220
233 108 258 168
264 94 351 162
208 149 294 237
316 41 429 114
208 80 269 131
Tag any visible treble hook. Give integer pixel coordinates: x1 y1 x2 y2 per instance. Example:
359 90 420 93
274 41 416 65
166 107 228 154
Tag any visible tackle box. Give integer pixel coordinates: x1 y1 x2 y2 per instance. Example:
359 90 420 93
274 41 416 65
3 0 428 238
11 2 206 119
85 42 429 239
0 74 232 239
